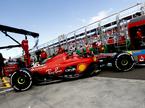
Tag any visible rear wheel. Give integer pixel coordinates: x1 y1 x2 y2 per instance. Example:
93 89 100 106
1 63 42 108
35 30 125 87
11 69 32 91
113 53 134 72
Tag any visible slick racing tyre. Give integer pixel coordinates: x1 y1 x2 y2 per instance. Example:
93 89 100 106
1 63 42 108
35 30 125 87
113 53 135 72
11 69 32 91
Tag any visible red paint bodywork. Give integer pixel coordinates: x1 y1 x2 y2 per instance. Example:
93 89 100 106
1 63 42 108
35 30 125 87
30 53 97 76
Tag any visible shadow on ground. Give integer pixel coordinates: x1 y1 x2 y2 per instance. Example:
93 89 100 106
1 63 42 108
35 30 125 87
98 65 145 80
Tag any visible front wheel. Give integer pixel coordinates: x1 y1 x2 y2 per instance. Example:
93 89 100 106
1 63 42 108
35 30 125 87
112 53 135 72
11 69 32 91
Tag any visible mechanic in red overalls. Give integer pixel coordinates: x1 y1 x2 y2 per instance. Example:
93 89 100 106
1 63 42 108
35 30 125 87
0 53 5 77
136 28 143 49
84 43 91 57
21 39 31 67
57 45 65 54
107 36 115 52
136 28 142 40
39 49 48 63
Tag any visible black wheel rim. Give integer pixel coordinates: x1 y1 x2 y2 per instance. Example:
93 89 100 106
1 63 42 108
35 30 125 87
17 76 26 85
116 54 133 71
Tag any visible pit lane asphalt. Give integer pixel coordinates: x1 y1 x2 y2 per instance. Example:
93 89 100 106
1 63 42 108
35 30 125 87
0 66 145 108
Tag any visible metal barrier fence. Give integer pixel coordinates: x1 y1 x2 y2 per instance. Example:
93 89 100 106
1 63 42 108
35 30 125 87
31 2 145 56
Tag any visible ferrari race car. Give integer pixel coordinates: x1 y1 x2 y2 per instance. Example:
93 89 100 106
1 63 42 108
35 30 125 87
11 52 100 91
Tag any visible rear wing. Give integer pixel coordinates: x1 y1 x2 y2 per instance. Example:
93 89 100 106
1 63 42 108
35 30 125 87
0 24 39 50
0 24 39 38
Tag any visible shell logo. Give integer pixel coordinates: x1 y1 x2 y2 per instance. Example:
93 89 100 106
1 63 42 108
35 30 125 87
77 63 87 73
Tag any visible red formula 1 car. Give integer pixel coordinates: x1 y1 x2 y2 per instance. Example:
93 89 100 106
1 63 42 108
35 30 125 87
11 53 100 91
